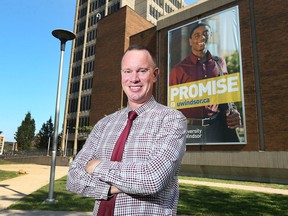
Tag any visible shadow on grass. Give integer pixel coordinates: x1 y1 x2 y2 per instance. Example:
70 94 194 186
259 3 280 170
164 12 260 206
177 184 288 216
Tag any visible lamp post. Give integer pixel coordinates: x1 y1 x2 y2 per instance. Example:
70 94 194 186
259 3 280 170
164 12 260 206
45 29 75 204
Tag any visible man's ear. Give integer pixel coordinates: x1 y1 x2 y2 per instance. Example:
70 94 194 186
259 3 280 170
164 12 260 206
189 37 193 46
153 67 159 82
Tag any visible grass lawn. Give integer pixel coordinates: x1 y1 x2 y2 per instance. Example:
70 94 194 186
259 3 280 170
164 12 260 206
0 170 19 181
0 159 20 181
8 176 94 212
178 183 287 215
0 159 18 165
7 176 288 215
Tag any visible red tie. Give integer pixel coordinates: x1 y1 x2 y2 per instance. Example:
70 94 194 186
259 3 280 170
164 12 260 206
97 111 137 216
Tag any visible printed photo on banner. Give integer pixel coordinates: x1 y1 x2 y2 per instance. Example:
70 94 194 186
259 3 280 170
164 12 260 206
167 6 246 145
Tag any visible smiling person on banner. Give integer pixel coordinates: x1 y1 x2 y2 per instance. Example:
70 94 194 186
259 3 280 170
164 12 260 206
169 22 241 143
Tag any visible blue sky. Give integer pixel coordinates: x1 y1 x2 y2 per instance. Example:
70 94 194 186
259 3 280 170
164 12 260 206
0 0 76 142
0 0 197 142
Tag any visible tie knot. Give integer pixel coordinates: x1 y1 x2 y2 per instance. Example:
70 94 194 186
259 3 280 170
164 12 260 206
128 111 137 121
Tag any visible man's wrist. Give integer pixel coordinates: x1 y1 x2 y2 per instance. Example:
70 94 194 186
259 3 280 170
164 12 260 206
107 187 114 199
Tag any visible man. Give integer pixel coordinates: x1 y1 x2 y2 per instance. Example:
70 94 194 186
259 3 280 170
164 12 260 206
67 45 187 215
169 22 241 143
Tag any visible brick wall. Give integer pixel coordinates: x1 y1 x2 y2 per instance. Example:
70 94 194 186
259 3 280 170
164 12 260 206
90 6 154 125
133 0 288 152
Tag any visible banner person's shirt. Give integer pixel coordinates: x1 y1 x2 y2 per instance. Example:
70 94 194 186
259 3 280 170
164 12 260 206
169 51 228 119
66 96 187 215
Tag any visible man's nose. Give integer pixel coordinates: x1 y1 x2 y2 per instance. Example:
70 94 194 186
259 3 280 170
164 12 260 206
200 34 207 40
130 71 140 82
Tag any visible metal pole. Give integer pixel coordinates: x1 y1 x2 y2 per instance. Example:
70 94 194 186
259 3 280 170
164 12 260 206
249 0 265 151
44 29 75 204
47 137 51 156
45 45 65 204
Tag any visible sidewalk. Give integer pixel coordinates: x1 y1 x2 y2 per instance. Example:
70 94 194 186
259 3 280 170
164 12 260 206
179 179 288 195
0 210 91 216
0 163 92 215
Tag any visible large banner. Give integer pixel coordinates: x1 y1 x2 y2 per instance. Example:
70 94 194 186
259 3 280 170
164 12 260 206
168 6 246 145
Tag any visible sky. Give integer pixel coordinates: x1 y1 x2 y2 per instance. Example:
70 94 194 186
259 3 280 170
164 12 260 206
0 0 198 142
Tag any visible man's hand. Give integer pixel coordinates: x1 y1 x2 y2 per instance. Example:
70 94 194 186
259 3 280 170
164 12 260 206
110 185 122 195
85 158 102 174
226 109 241 129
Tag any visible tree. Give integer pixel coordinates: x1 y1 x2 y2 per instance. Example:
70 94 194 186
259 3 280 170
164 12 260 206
36 117 54 149
225 50 240 74
14 112 36 151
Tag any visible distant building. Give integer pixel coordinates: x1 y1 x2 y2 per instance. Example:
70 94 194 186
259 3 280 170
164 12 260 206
2 141 17 155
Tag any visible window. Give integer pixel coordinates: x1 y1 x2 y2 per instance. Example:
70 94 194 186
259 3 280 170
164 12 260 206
72 65 82 77
68 98 78 113
80 95 91 111
84 61 94 73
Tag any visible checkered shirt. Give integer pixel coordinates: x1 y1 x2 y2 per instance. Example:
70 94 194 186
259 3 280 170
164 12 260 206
66 97 187 215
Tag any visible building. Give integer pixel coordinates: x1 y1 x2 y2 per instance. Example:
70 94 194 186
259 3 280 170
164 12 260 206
61 0 186 156
130 0 288 183
62 0 288 183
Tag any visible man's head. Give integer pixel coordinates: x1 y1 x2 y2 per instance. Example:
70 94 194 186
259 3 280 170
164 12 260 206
189 23 212 57
121 45 159 110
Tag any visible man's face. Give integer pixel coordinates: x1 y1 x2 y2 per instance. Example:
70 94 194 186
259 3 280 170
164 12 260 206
121 49 158 109
189 25 211 56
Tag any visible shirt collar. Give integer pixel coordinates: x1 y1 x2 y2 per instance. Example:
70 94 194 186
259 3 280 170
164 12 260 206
127 96 157 116
189 50 213 64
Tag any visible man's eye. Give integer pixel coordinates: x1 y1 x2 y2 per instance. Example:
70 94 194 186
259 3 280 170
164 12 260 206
139 68 148 73
123 70 132 73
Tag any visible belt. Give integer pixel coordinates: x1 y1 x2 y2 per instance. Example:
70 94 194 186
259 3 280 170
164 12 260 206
187 113 218 126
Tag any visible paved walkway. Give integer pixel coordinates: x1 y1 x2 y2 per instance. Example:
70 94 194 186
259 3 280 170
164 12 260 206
0 164 287 216
179 179 288 195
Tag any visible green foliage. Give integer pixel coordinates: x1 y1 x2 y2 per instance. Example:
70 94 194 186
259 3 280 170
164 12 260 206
36 117 54 149
78 126 93 133
77 126 94 139
0 169 19 181
225 50 240 74
14 112 36 151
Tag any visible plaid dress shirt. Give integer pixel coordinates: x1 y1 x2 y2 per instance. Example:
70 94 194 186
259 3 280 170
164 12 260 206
66 97 187 215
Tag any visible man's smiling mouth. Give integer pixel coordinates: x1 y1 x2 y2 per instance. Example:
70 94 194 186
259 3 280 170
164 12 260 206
129 86 142 89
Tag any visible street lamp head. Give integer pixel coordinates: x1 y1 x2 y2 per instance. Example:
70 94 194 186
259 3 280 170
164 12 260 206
52 29 75 51
52 29 75 41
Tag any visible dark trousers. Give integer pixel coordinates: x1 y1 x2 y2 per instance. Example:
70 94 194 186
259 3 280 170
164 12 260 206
186 112 239 144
